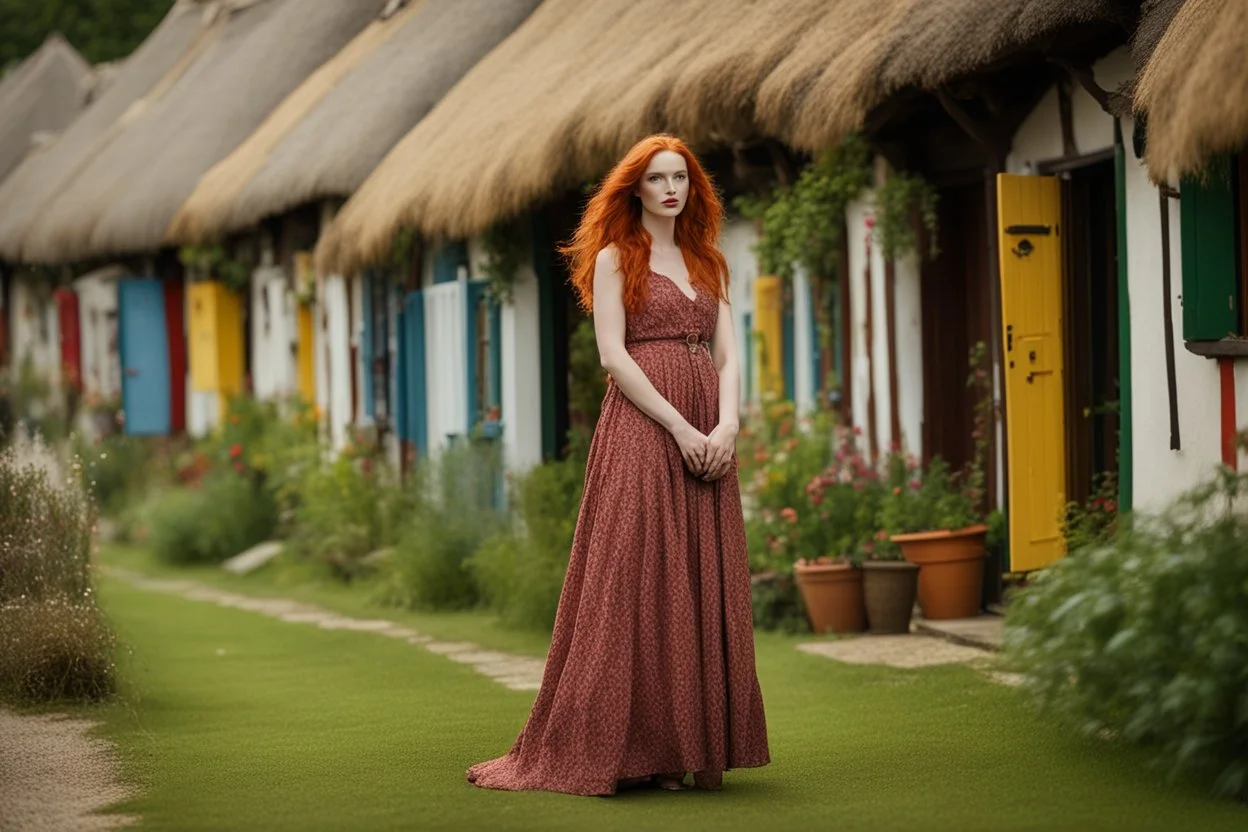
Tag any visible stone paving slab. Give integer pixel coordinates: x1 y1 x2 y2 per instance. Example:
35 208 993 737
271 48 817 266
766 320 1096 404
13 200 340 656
798 634 992 669
104 567 546 693
914 614 1005 651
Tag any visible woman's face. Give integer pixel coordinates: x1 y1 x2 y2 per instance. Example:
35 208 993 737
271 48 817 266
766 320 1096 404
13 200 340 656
635 150 689 218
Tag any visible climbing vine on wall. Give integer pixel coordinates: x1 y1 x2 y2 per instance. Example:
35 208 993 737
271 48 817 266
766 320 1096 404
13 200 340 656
733 133 874 285
875 171 940 262
178 243 252 294
480 217 528 305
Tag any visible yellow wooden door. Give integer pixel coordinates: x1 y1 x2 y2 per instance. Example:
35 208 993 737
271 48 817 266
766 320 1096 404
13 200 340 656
753 276 784 398
997 174 1067 571
188 281 220 392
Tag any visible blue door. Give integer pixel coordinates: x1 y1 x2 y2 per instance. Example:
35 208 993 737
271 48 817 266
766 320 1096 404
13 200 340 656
118 279 171 436
397 290 427 457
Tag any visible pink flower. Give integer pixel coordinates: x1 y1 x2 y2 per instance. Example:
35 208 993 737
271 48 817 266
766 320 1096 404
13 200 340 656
810 494 823 507
781 507 798 524
853 426 863 437
233 461 245 474
910 479 921 491
865 216 876 230
1104 500 1117 513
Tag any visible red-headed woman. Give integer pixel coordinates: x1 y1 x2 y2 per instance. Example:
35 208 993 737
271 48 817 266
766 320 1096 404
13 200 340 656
466 135 770 796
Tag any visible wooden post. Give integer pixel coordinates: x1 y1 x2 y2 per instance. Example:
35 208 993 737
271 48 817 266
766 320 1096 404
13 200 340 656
884 257 902 452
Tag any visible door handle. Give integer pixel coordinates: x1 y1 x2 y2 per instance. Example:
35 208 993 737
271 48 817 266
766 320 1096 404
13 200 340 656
1025 370 1053 384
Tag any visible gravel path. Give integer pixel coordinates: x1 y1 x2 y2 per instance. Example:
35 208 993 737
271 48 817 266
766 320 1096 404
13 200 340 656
0 711 136 832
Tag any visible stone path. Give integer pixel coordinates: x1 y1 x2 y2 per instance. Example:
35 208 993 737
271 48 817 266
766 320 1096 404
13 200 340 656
0 710 137 832
106 569 547 692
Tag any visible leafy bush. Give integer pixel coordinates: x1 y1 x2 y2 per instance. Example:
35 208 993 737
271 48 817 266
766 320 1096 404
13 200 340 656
0 433 115 703
384 439 506 611
1003 467 1248 800
285 455 404 580
471 454 585 630
1061 470 1120 553
148 470 278 565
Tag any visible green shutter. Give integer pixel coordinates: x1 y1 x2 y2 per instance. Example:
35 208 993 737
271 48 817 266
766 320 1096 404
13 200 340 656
1180 162 1239 341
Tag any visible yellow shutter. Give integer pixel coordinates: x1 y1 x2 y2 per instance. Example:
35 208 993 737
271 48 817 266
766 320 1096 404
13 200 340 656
188 281 220 391
754 276 784 398
297 304 315 405
997 174 1067 571
187 280 246 421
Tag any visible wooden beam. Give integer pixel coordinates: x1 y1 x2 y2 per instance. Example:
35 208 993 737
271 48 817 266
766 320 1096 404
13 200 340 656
1058 75 1077 157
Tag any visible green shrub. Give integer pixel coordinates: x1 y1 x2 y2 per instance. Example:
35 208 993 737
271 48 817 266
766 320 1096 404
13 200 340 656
285 456 403 580
0 598 116 702
1003 467 1248 801
0 434 115 703
73 430 165 517
148 470 278 565
471 454 585 630
384 440 505 611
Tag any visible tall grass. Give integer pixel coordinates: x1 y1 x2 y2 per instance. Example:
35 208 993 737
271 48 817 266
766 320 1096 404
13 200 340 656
0 431 116 703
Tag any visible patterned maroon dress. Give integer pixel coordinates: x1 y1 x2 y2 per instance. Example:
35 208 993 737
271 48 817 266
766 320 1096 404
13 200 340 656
465 271 771 796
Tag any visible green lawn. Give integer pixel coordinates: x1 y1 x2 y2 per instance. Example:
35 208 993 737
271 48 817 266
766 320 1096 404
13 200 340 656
88 545 1246 831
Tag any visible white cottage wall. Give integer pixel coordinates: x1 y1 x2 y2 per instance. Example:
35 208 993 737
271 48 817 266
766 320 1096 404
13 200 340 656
423 280 467 453
1005 46 1243 511
720 218 758 407
501 263 543 472
324 274 352 451
72 267 122 404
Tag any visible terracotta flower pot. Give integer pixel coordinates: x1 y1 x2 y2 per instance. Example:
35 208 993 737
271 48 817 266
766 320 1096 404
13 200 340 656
793 560 866 634
891 524 988 620
861 560 919 634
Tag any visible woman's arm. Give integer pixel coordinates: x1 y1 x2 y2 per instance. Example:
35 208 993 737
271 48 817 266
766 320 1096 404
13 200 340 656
592 248 708 473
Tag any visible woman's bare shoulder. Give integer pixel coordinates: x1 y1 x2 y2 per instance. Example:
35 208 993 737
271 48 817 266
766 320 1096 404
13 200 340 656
595 244 620 273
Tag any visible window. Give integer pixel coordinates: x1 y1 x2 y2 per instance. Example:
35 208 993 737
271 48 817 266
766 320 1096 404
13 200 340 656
1180 152 1247 341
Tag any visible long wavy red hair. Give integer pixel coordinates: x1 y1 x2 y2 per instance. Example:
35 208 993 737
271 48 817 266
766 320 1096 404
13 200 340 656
562 135 729 314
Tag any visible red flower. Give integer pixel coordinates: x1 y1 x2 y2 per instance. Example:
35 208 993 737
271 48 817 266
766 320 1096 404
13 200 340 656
853 426 863 437
230 443 243 459
865 216 876 230
780 507 798 524
233 461 245 474
1104 500 1117 513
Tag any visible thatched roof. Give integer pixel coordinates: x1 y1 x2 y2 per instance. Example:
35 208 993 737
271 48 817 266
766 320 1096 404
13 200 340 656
317 0 1133 274
17 0 387 264
0 1 210 262
169 0 541 244
0 35 91 184
1135 0 1248 181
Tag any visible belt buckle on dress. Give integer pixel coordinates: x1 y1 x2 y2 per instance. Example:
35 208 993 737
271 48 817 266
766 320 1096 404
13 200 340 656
685 333 700 354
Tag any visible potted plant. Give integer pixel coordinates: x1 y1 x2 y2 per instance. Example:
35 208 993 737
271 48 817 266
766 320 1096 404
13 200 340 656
860 535 920 634
790 427 886 634
882 457 986 619
879 344 993 620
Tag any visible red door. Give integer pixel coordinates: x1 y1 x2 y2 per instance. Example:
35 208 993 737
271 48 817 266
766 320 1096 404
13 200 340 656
55 288 82 392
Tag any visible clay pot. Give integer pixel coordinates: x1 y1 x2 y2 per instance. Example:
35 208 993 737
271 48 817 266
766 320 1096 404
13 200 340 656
793 559 866 634
861 560 919 634
891 524 988 620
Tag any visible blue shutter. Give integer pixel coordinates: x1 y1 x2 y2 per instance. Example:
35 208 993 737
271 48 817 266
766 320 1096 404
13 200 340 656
433 241 468 285
118 279 171 436
808 279 820 400
743 311 753 403
398 290 427 456
361 272 375 419
782 289 795 400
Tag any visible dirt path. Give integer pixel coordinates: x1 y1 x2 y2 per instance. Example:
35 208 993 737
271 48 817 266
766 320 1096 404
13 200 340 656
0 710 136 832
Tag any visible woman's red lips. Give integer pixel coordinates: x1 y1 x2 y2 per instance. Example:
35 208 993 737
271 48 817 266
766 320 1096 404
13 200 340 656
663 198 679 206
